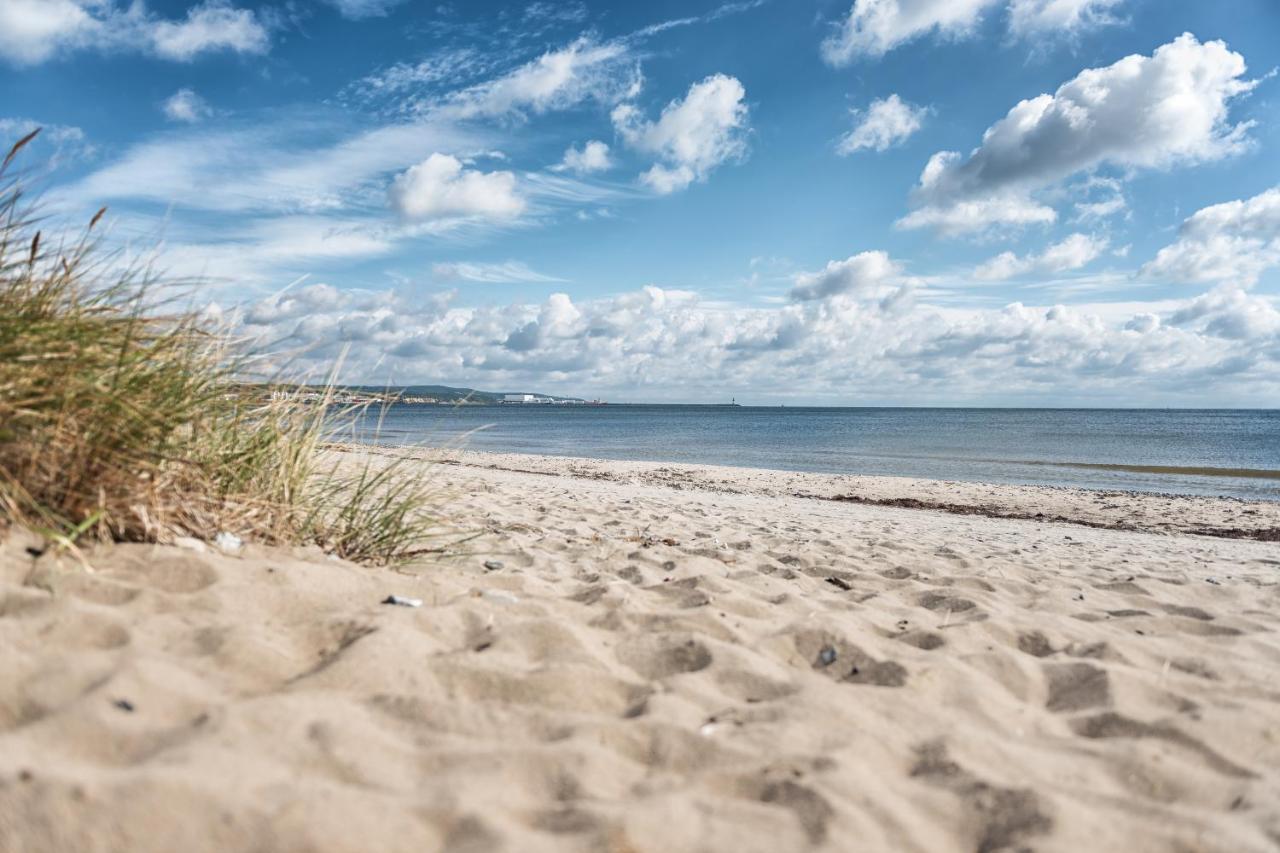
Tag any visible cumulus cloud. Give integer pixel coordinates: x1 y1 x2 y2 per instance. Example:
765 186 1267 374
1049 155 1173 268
899 34 1259 235
974 233 1109 280
1142 186 1280 287
0 0 270 66
228 271 1280 404
821 0 1126 65
838 94 927 154
322 0 408 19
554 140 611 175
789 251 909 301
389 153 525 221
1166 287 1280 341
149 1 269 61
162 88 213 123
612 74 750 194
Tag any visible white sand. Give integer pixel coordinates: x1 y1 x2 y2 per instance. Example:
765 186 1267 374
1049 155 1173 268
2 448 1279 852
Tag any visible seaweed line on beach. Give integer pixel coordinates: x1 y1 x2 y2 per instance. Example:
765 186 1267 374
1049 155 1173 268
804 493 1280 543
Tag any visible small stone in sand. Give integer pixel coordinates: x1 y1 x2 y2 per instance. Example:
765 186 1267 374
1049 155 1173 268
484 560 505 571
817 646 838 667
382 595 423 608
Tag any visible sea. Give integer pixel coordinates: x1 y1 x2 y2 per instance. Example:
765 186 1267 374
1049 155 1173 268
350 405 1280 501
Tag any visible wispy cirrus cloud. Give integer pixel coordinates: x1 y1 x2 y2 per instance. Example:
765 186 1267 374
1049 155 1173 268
432 260 567 283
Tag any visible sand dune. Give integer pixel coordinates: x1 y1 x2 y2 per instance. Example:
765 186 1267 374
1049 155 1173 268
2 450 1279 852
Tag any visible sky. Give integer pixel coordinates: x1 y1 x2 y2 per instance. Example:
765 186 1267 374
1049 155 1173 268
2 0 1279 405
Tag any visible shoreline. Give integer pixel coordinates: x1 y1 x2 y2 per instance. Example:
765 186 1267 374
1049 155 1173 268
347 445 1280 542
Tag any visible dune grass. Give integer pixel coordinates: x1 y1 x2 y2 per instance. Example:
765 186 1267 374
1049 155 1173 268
0 130 443 566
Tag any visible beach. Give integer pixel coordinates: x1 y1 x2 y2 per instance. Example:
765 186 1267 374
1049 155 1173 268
2 447 1279 852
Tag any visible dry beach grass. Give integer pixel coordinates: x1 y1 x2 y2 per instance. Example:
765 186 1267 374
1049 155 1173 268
0 132 440 566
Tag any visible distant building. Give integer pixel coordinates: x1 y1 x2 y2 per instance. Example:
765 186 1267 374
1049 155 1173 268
503 394 538 403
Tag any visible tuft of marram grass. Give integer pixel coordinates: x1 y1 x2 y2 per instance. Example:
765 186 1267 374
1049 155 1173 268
0 131 444 566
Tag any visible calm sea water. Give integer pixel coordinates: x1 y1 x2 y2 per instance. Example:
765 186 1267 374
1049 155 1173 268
351 406 1280 501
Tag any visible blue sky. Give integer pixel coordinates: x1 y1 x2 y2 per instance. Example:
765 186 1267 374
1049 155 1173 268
3 0 1279 404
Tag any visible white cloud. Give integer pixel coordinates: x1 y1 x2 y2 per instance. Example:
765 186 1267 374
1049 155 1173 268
974 233 1109 280
838 94 927 154
162 88 213 123
150 1 269 61
0 0 100 65
613 74 750 194
1007 0 1124 38
1142 186 1280 287
821 0 1127 65
822 0 1000 64
389 153 525 222
897 194 1057 235
1166 287 1280 341
789 251 908 301
554 140 611 175
900 34 1259 235
66 117 481 216
322 0 408 20
440 37 641 121
432 260 566 283
0 0 269 65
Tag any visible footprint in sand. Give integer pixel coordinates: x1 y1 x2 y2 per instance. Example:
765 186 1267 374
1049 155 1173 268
753 779 835 845
790 629 908 687
1043 662 1111 712
615 633 713 681
911 740 1053 852
917 592 975 611
896 629 945 651
1017 631 1055 658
